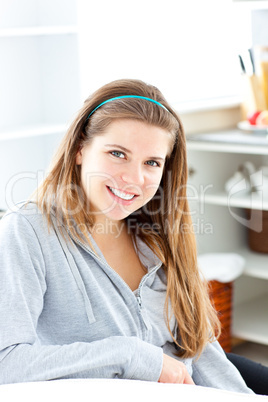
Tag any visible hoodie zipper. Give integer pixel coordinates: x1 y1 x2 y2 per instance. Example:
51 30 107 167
134 263 162 314
136 295 142 309
64 230 162 330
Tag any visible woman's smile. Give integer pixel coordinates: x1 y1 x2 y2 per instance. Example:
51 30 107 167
107 185 138 203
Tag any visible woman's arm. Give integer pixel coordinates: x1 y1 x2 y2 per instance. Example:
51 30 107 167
0 212 163 385
0 337 164 384
192 340 253 394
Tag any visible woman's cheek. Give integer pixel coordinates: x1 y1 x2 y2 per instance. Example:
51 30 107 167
100 159 119 177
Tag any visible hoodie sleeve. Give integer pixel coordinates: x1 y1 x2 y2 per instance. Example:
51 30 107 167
0 212 163 385
192 340 254 394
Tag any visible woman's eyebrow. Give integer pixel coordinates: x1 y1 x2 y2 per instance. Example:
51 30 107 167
105 144 131 153
104 144 165 161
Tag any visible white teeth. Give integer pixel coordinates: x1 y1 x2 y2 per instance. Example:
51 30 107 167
108 187 135 201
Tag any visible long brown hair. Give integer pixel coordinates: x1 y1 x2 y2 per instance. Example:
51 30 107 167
35 79 220 358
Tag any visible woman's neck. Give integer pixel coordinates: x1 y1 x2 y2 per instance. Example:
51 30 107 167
91 216 127 240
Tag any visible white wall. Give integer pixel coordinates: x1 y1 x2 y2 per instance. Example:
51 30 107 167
77 0 243 108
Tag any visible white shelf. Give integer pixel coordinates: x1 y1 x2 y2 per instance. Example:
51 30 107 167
0 124 67 141
187 134 268 347
187 130 268 155
0 26 78 38
233 0 268 9
233 294 268 345
204 191 268 211
238 248 268 280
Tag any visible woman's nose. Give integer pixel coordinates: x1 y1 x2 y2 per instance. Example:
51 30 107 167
121 164 145 187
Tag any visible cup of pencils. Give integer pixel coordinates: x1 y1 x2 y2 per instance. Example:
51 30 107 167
239 47 268 126
255 46 268 108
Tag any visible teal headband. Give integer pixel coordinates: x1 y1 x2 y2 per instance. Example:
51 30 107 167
87 95 169 119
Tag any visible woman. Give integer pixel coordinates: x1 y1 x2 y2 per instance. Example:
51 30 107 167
0 79 252 392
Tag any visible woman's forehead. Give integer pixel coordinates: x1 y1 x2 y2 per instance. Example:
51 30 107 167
89 119 173 156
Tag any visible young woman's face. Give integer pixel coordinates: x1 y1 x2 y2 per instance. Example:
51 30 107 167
76 119 172 222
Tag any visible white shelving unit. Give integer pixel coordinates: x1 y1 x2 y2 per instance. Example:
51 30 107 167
233 295 268 345
0 26 78 37
239 248 268 279
187 130 268 346
0 0 81 209
204 192 268 211
0 124 68 141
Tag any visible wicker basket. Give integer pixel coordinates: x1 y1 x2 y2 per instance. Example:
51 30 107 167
246 209 268 253
208 280 233 353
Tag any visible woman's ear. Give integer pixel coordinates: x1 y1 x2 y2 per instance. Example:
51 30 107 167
75 146 83 165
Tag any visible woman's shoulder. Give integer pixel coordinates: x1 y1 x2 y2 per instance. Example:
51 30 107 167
0 201 50 237
0 201 51 277
2 200 42 220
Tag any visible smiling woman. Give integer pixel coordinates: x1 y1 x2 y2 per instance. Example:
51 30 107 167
0 79 253 393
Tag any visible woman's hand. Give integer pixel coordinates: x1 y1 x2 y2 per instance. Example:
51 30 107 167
158 353 195 384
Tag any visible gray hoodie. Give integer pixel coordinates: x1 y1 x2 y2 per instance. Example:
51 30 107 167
0 202 252 392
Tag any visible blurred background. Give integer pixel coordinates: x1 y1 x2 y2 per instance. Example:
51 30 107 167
0 0 268 365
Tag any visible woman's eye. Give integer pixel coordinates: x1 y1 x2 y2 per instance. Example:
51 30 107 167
111 151 125 158
146 160 160 167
